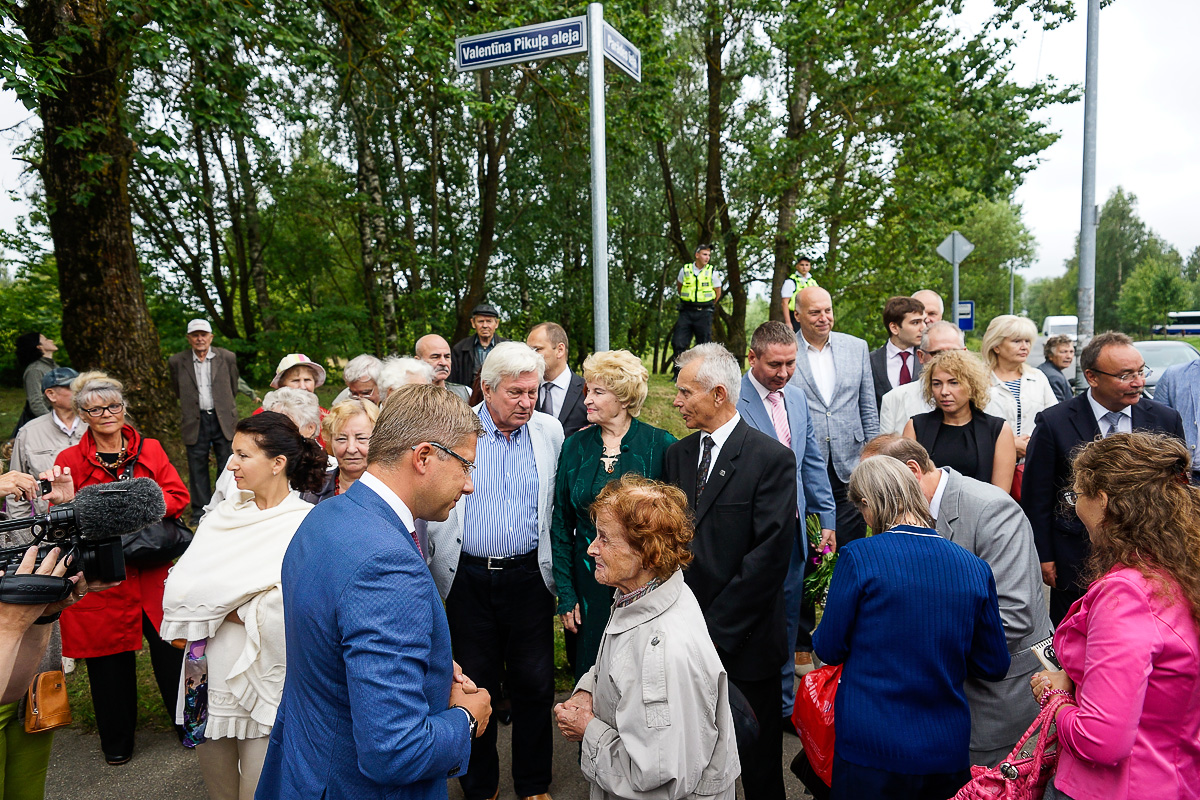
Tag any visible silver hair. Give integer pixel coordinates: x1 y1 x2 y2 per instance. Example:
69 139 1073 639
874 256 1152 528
262 386 322 435
919 320 965 350
675 343 741 405
378 357 435 398
72 372 125 413
480 341 546 390
848 455 934 531
343 354 383 385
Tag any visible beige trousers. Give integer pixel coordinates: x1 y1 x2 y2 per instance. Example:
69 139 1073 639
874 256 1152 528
197 736 270 800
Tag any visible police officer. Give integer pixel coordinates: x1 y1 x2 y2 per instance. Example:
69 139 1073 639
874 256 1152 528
781 256 818 332
671 244 723 371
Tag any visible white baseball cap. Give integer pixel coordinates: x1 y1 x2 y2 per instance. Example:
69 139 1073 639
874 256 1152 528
187 319 213 334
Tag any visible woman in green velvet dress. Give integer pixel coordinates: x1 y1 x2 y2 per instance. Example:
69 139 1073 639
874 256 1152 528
551 350 677 680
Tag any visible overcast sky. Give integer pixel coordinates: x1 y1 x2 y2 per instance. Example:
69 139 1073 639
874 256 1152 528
1 0 1196 282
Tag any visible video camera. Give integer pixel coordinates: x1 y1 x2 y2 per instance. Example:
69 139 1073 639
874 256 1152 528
0 479 166 605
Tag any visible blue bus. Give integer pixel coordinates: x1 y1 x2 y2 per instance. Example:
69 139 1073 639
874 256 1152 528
1152 311 1200 336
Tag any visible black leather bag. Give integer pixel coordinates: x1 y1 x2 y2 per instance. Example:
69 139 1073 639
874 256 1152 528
118 438 194 567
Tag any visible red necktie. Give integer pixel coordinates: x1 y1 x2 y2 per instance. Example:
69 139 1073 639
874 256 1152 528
899 351 912 385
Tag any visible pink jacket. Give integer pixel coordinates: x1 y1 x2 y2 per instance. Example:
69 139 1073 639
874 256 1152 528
1053 566 1200 800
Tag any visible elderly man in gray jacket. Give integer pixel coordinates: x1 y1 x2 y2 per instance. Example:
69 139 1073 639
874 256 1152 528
7 367 82 519
864 435 1052 766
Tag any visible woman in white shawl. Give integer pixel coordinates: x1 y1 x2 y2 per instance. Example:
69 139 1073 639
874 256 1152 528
163 411 327 800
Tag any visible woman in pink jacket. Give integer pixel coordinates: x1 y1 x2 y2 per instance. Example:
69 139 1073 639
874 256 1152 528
1032 432 1200 800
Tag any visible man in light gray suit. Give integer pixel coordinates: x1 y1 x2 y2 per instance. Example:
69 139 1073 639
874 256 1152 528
426 342 564 800
790 286 879 544
1150 359 1200 484
738 321 837 730
864 435 1051 766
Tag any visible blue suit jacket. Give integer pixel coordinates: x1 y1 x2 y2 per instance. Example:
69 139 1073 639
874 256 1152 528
737 374 837 559
255 481 470 800
1154 360 1200 465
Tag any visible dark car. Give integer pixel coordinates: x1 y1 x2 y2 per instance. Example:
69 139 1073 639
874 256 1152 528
1133 340 1200 399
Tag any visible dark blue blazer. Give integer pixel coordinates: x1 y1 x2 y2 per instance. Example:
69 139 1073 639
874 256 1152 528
1021 392 1185 593
255 481 470 800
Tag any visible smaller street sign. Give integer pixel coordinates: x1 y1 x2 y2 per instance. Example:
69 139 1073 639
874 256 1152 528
601 22 641 81
456 17 587 72
937 231 975 265
957 301 975 331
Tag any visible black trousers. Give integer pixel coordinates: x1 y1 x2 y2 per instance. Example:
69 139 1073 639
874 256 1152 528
185 409 232 521
84 612 185 760
671 306 714 355
445 555 555 799
732 674 785 800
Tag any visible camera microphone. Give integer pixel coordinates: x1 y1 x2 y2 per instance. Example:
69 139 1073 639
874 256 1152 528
70 478 167 541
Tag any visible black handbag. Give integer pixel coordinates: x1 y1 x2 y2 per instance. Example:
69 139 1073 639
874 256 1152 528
117 438 194 567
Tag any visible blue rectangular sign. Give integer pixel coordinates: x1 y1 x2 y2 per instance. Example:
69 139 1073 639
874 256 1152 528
456 17 587 72
956 300 975 331
602 22 641 82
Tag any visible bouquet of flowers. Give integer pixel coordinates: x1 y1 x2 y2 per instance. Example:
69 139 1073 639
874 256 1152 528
803 514 838 606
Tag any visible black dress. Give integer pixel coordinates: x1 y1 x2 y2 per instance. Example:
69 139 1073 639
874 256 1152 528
910 406 1006 484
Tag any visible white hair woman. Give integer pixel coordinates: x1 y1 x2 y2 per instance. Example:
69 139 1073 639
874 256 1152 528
814 456 1008 799
377 357 435 404
981 315 1059 459
333 354 383 406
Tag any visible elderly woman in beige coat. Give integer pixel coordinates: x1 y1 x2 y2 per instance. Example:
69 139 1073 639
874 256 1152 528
554 476 739 800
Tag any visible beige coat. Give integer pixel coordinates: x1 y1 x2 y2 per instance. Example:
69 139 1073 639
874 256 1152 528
575 571 739 800
6 410 83 522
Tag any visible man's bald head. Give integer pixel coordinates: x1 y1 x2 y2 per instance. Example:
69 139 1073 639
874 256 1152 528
415 334 453 386
796 286 834 346
912 290 944 326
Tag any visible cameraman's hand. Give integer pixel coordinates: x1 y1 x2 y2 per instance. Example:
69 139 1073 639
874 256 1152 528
0 546 79 633
0 472 38 501
37 466 74 505
449 683 491 739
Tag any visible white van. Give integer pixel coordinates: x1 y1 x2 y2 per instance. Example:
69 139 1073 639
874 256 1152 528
1042 315 1078 341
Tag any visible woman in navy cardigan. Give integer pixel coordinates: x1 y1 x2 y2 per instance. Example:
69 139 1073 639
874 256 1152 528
813 456 1010 800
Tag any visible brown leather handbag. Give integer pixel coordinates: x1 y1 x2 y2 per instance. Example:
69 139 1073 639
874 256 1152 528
24 670 72 733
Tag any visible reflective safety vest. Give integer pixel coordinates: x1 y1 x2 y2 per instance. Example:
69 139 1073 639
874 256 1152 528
680 265 717 303
790 272 819 308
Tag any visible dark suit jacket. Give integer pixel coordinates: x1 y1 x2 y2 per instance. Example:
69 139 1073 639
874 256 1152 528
555 370 589 438
911 406 1006 484
448 334 510 387
869 344 922 409
168 347 239 446
663 419 796 682
1037 361 1073 403
1021 393 1185 594
257 481 470 800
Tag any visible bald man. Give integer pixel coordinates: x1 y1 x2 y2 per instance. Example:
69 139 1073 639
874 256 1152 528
416 334 472 401
912 289 944 327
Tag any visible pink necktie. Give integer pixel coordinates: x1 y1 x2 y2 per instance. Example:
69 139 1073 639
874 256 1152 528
766 391 791 448
899 350 912 385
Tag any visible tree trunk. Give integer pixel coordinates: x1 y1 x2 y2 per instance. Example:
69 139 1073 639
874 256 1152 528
772 54 811 322
456 69 502 342
232 129 274 332
20 0 180 450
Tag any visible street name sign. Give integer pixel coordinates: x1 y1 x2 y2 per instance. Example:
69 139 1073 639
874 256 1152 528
455 17 587 71
601 22 641 81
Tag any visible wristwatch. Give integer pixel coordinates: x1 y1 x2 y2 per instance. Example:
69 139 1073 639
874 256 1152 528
451 704 478 738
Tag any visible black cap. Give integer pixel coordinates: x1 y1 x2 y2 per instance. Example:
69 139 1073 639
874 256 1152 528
796 255 812 263
694 243 712 255
471 303 500 318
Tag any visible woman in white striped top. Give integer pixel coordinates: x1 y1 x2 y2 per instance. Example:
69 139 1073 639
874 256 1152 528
982 315 1059 460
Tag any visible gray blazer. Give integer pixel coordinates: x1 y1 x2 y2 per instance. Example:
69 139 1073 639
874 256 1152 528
935 467 1052 753
1153 360 1199 466
1036 360 1073 403
426 407 564 600
790 332 880 482
168 346 240 445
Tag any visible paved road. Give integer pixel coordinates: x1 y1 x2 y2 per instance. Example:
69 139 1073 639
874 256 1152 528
47 693 813 800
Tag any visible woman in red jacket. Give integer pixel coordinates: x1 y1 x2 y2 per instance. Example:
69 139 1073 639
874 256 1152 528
54 371 190 766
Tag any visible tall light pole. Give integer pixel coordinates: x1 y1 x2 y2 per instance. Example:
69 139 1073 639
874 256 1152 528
1076 0 1100 372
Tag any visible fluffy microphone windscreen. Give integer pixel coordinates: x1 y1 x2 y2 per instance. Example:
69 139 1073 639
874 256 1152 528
71 478 167 540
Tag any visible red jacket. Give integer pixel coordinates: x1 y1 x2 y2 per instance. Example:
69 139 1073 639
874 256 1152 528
54 425 190 658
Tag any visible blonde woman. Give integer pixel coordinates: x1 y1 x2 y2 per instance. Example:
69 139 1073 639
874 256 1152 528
982 315 1059 458
903 351 1016 491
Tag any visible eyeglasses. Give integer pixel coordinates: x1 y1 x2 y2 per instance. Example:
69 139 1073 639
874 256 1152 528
1087 366 1152 382
416 441 475 474
82 403 125 418
1062 490 1079 507
919 347 962 357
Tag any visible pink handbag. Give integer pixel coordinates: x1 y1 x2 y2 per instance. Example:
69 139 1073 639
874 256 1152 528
954 693 1072 800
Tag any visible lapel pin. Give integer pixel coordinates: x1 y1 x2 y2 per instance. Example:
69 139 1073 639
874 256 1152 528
719 470 726 477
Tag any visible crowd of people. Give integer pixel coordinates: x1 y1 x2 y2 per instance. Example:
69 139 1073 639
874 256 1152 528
1 276 1199 800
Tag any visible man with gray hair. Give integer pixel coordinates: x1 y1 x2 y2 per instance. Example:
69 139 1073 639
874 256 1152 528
377 357 435 404
332 354 383 406
427 341 564 800
664 343 796 800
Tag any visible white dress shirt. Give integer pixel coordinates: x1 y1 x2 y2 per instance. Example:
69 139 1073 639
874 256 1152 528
358 470 417 536
927 468 950 521
698 412 742 483
886 340 918 389
193 349 216 411
801 336 836 406
51 410 78 437
540 367 573 418
1086 390 1132 436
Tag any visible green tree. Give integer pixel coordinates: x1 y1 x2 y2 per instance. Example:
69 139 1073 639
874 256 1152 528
1118 257 1188 335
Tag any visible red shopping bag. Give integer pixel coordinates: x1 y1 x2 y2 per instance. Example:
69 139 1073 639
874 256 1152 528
791 663 842 786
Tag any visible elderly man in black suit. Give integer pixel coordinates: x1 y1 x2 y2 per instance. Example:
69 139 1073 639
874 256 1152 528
1021 331 1186 624
663 343 796 800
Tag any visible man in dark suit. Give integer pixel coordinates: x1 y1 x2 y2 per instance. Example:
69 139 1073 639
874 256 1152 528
869 295 927 409
526 322 588 437
1037 334 1075 403
1022 331 1186 624
168 318 241 524
449 303 510 387
664 343 796 800
257 385 492 800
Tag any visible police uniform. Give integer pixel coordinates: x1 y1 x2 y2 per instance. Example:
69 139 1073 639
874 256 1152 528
672 263 721 357
783 271 819 332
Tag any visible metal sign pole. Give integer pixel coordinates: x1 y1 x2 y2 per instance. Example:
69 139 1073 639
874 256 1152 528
952 240 960 329
587 2 610 351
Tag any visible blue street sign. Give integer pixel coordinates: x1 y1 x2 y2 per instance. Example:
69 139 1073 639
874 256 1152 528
455 17 587 72
601 22 641 81
957 300 975 331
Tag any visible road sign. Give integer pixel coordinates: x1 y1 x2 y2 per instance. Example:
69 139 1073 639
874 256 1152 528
936 231 975 329
957 300 975 331
601 22 641 81
455 17 587 72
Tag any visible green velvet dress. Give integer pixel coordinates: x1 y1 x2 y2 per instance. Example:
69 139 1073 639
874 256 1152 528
550 417 677 680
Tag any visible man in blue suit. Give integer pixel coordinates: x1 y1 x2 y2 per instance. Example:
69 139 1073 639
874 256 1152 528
1154 358 1200 484
256 385 493 800
738 321 836 731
